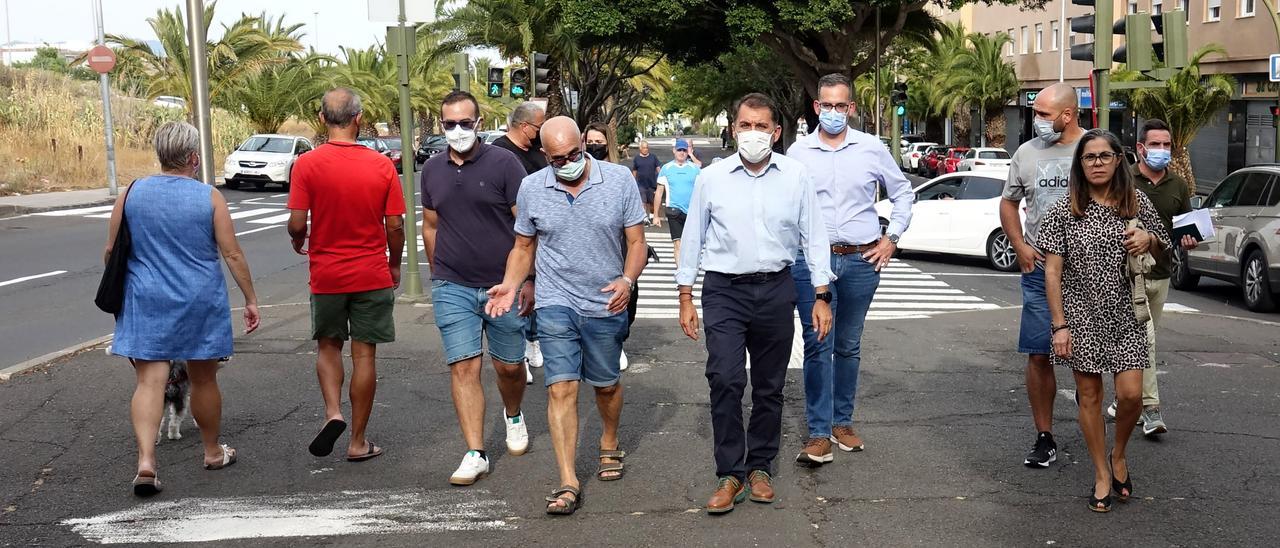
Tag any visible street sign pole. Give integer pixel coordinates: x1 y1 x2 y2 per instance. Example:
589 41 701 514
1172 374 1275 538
185 0 215 184
92 0 117 196
392 0 424 302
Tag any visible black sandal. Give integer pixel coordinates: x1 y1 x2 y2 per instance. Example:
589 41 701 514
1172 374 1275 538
545 485 581 515
598 449 625 481
1088 492 1112 513
309 419 347 457
132 472 162 497
1109 451 1133 501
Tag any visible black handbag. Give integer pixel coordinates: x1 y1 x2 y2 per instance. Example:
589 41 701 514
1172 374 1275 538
95 184 134 315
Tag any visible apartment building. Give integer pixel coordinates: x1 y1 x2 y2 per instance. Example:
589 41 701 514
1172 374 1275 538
940 0 1278 188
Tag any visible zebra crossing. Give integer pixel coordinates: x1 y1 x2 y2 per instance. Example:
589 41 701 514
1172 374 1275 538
635 231 999 321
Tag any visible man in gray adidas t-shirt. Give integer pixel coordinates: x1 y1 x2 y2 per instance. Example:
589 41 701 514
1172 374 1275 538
999 83 1085 470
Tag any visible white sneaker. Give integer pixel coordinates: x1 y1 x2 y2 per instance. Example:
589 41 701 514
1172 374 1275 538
619 349 629 372
526 340 543 368
505 412 529 455
449 450 490 485
525 361 533 385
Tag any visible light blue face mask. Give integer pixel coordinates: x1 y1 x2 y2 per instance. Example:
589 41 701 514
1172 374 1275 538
818 109 847 135
554 155 587 182
1143 147 1172 170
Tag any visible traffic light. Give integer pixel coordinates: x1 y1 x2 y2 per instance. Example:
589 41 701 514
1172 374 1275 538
1069 0 1113 70
1154 10 1189 69
509 68 529 98
532 52 550 97
1112 13 1153 72
890 82 907 107
486 67 504 98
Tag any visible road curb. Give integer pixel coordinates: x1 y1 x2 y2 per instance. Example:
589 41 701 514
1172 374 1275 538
0 334 113 382
0 198 117 219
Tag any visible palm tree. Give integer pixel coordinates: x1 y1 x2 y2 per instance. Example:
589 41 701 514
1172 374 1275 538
945 32 1019 147
1121 45 1234 192
227 53 336 134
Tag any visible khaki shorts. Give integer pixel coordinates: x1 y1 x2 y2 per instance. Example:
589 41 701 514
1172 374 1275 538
310 288 396 344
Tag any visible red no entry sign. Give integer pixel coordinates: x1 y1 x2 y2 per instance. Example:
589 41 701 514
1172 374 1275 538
87 45 116 74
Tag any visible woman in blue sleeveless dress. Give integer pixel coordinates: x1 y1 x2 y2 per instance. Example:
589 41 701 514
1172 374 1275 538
105 121 261 496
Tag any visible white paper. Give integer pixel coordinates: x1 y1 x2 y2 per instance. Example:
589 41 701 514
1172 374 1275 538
1173 209 1215 241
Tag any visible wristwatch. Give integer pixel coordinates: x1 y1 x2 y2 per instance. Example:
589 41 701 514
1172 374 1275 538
887 233 900 244
815 291 833 303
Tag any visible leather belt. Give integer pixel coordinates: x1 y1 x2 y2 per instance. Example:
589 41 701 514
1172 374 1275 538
831 240 880 255
712 267 791 285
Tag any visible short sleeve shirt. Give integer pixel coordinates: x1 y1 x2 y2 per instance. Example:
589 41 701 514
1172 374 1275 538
287 141 406 294
420 143 527 288
657 161 701 213
631 154 661 190
514 159 648 317
492 135 548 175
1003 137 1079 253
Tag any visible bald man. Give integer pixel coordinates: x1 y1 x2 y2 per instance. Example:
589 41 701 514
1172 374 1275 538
486 116 648 515
999 82 1085 469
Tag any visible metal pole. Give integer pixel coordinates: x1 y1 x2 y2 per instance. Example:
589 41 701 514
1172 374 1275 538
1059 0 1066 82
185 0 215 184
1096 68 1111 131
94 0 117 195
874 8 881 137
454 53 470 92
395 0 424 301
313 12 319 51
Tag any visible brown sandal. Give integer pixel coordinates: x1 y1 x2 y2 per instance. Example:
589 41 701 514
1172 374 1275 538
132 472 162 497
545 485 581 515
597 449 625 481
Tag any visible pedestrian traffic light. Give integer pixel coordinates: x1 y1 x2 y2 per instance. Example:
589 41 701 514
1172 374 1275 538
890 82 907 107
1069 0 1114 70
486 67 504 98
532 52 550 97
510 68 529 98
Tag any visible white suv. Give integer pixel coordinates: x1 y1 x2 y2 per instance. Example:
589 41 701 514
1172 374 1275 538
223 134 313 190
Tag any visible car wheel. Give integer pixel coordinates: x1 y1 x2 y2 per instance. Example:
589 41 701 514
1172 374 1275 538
1169 247 1199 290
253 181 267 190
986 229 1019 272
1242 250 1276 312
224 178 240 190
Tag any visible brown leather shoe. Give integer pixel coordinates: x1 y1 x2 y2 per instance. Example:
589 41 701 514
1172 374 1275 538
706 476 747 514
831 426 865 452
795 437 833 466
748 470 774 503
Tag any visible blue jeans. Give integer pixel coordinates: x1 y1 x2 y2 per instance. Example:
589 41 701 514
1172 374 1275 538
794 251 880 438
430 280 525 365
536 306 628 388
1018 264 1051 355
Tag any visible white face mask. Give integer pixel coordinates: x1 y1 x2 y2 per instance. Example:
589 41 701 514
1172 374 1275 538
736 130 773 163
445 126 477 153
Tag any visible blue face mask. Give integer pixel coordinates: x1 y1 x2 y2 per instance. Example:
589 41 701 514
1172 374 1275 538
1143 147 1171 170
818 109 847 135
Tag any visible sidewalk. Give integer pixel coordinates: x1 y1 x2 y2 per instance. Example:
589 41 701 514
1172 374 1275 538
1 300 1278 545
0 188 119 218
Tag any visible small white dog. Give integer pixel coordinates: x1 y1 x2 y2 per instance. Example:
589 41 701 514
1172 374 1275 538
158 360 191 443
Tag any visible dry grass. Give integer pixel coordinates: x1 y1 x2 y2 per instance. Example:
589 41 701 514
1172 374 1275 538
0 66 252 196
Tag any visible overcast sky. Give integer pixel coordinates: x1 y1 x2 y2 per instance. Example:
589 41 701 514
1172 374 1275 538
2 0 448 56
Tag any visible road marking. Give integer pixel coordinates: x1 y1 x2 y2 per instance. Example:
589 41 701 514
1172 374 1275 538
247 212 293 225
32 205 115 217
1163 303 1199 313
927 272 1021 277
235 226 278 237
271 193 288 198
0 270 67 288
63 488 512 543
230 208 284 220
879 280 949 287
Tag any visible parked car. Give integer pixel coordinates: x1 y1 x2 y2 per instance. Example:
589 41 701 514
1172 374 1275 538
222 134 312 190
941 147 971 174
875 169 1022 271
920 146 953 177
901 142 938 172
957 147 1012 171
477 131 503 144
415 134 448 165
1171 165 1280 311
152 96 186 110
358 135 404 170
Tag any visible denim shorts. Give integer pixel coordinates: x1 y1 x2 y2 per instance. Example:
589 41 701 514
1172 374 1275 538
1018 264 1051 355
430 280 526 365
536 305 628 388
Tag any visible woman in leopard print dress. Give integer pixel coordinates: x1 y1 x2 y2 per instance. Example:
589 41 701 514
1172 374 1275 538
1037 130 1170 513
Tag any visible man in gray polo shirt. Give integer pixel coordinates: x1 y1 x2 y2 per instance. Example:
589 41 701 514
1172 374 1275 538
486 116 648 516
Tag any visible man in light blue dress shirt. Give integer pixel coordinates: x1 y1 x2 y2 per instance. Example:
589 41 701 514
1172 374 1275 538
786 73 913 467
675 92 835 514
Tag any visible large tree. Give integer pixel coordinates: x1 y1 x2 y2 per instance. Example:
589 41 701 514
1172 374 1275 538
945 32 1018 147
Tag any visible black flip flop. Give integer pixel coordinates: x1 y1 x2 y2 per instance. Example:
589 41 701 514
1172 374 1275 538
347 441 383 462
309 419 347 457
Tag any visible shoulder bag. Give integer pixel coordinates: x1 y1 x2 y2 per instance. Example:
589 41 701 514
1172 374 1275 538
94 183 135 315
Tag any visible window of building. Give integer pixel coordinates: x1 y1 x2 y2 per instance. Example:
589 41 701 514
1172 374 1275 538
1241 0 1256 16
1180 0 1188 15
1067 18 1076 46
1128 1 1139 14
1208 0 1222 21
1051 20 1060 51
1006 28 1016 56
1034 23 1043 52
1152 0 1163 15
1020 26 1029 54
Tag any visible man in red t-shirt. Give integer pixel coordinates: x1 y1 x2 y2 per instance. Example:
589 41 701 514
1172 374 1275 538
287 88 406 463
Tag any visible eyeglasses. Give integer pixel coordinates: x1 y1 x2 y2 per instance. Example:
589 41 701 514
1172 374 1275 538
817 102 852 114
441 119 477 131
546 149 583 167
524 121 542 132
1081 152 1119 165
675 148 688 153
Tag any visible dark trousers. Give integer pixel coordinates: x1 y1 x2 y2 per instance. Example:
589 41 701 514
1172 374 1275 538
701 269 796 481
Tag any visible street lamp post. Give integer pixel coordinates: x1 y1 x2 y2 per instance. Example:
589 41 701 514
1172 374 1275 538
185 0 215 184
93 0 117 196
392 0 424 301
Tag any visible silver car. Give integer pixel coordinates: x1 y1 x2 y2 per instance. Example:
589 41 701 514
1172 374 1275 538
1171 165 1280 312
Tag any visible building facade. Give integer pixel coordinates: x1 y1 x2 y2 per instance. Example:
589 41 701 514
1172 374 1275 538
941 0 1278 191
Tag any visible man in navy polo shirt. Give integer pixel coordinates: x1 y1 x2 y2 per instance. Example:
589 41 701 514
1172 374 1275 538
421 91 532 487
485 116 648 515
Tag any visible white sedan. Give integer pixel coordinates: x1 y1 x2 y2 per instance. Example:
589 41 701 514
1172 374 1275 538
875 170 1022 271
956 147 1012 171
